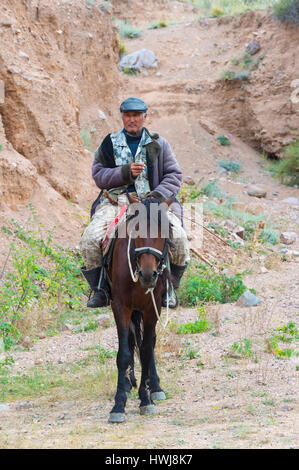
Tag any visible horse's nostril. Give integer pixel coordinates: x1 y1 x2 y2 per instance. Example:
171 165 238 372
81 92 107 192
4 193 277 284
139 269 158 286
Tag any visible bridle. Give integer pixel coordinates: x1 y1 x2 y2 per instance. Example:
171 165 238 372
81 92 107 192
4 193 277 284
125 198 174 329
130 237 172 282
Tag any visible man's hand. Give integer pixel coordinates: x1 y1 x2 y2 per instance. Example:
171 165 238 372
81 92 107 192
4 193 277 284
130 162 145 178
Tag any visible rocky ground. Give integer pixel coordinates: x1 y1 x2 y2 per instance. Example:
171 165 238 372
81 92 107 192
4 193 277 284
0 0 298 450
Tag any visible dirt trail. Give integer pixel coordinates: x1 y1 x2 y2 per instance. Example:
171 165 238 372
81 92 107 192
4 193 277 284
0 6 299 449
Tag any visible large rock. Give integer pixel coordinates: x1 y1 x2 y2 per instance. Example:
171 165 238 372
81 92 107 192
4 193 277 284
119 49 157 71
280 232 297 245
237 290 261 307
247 185 267 198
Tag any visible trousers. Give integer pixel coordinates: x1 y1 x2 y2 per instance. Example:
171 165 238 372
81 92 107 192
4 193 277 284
80 194 190 270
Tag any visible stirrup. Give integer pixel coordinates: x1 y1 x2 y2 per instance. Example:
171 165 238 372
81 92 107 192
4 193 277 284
162 284 178 309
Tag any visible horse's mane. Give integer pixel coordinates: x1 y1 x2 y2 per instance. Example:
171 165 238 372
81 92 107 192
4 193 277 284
129 198 173 240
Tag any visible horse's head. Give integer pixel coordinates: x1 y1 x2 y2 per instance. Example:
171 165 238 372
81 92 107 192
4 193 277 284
128 198 173 289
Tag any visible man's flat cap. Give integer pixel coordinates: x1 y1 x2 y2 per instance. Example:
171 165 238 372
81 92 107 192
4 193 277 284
120 97 148 112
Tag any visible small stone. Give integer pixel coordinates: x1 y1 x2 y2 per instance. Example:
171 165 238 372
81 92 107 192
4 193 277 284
95 314 110 327
224 219 236 231
280 232 297 245
217 167 228 176
0 404 9 411
18 51 29 60
231 233 244 245
284 252 295 262
281 197 299 205
245 41 261 55
247 185 267 198
8 67 22 74
184 176 195 185
15 401 33 410
236 290 261 307
98 109 106 120
22 336 32 348
260 266 269 274
233 226 245 239
34 359 43 365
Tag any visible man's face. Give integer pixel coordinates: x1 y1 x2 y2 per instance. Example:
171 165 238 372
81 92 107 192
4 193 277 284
122 111 147 136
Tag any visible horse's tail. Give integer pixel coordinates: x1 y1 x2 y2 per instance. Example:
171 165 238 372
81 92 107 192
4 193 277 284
129 310 143 357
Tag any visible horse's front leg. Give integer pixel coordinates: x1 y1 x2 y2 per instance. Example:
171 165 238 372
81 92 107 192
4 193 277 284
109 308 131 423
149 332 166 401
125 327 137 395
139 320 157 415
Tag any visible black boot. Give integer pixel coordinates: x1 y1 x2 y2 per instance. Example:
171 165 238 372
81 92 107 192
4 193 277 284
81 266 110 308
162 263 188 309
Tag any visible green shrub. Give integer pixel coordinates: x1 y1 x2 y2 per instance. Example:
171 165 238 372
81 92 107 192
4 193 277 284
219 159 242 173
178 261 247 306
177 307 211 334
230 338 255 358
190 0 276 17
100 0 112 12
117 20 141 38
177 178 204 203
118 38 127 58
222 69 250 81
217 135 231 145
180 341 201 360
201 179 223 199
148 20 167 29
272 140 299 186
266 322 298 358
80 129 93 151
122 67 139 76
273 0 299 24
0 214 87 367
204 199 279 244
211 7 224 16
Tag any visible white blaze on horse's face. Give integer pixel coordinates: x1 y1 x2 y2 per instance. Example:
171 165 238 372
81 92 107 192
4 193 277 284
137 251 160 289
128 201 170 289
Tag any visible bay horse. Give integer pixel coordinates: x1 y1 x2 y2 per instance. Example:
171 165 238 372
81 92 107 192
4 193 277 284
106 197 173 423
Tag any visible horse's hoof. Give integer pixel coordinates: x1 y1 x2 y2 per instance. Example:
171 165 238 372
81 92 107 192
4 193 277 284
108 413 126 423
151 391 166 401
140 404 157 416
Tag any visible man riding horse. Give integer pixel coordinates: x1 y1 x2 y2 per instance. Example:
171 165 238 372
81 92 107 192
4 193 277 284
80 97 190 308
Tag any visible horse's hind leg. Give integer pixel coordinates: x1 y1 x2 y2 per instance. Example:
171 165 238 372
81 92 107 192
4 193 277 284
138 322 157 415
149 333 166 401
